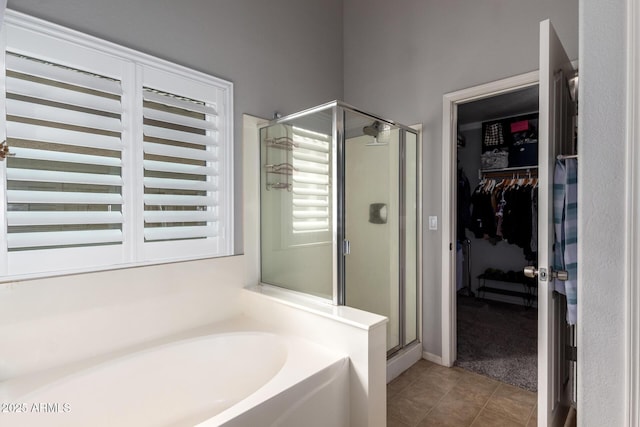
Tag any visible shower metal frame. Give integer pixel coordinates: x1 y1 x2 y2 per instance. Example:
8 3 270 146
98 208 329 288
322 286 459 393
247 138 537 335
260 100 422 356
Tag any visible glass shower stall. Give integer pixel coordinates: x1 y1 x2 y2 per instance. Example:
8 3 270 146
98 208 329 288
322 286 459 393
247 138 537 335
259 101 420 356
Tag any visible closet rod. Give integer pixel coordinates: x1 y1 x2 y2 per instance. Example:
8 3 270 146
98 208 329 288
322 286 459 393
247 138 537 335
479 166 538 180
480 165 538 173
557 154 578 160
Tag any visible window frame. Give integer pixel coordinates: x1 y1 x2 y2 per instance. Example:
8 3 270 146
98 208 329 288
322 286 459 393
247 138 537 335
0 10 234 281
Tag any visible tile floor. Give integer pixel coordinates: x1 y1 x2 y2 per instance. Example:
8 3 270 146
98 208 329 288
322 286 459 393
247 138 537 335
387 359 537 427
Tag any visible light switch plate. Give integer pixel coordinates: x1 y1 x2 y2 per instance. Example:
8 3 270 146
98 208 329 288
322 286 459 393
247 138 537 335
429 216 437 230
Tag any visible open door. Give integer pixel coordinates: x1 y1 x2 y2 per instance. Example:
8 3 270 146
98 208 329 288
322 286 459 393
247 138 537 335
441 18 576 426
534 19 576 427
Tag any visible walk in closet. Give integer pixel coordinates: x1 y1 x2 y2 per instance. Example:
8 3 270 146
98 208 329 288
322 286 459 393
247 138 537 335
454 85 540 392
456 86 540 307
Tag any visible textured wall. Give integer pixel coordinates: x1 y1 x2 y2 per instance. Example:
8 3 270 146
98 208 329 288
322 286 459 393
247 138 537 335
7 0 344 252
578 0 628 424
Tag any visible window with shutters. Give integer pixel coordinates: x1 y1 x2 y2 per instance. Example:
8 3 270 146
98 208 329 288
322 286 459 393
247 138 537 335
290 126 330 240
0 11 233 279
261 122 331 248
5 53 124 253
142 87 218 243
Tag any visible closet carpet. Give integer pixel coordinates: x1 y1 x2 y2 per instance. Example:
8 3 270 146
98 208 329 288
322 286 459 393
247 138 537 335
455 295 537 392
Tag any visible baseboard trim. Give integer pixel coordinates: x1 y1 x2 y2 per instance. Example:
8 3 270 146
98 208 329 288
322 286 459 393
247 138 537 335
422 351 443 366
387 342 422 383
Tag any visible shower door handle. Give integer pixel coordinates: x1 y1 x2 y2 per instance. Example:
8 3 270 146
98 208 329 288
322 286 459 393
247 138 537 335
343 240 351 255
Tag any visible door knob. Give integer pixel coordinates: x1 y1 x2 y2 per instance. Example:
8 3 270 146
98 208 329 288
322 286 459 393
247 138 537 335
524 266 538 278
523 266 549 280
523 266 568 281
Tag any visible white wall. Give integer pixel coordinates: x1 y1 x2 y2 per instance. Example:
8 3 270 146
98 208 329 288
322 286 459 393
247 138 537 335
578 0 628 424
6 0 344 252
343 0 579 360
0 255 246 380
241 288 388 427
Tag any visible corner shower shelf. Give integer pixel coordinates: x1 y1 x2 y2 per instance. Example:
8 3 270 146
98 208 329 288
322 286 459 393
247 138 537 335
264 137 297 151
266 181 292 191
264 134 295 191
265 163 293 191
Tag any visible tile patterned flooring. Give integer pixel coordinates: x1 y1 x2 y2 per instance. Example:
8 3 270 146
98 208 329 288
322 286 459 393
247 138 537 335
387 359 537 427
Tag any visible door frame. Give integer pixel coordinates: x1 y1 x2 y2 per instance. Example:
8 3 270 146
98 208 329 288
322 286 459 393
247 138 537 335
440 70 539 367
626 0 640 424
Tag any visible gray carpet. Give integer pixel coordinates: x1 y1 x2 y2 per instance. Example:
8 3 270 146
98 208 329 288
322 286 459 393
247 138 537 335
455 295 537 392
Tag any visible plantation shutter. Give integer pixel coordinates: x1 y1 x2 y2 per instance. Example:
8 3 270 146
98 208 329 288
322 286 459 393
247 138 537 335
142 87 219 243
291 126 330 234
2 11 233 278
4 53 123 251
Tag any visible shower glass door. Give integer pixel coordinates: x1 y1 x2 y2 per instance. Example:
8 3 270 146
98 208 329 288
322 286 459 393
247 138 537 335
344 110 416 353
260 107 335 300
259 101 420 356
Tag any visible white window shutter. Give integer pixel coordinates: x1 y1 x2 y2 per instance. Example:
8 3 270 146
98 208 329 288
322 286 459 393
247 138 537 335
291 126 330 234
1 11 234 279
5 53 124 251
142 87 219 241
140 65 230 261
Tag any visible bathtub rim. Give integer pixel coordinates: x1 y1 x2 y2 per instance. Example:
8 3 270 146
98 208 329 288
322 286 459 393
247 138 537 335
0 315 349 426
8 330 288 404
246 283 388 331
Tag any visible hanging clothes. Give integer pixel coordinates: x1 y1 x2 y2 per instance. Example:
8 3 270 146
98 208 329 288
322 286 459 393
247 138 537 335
531 187 538 253
502 184 536 260
470 176 538 258
553 158 578 325
456 242 464 291
457 167 472 242
470 185 497 241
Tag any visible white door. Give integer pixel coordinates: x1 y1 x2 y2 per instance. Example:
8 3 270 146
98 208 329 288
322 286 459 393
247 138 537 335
536 19 576 427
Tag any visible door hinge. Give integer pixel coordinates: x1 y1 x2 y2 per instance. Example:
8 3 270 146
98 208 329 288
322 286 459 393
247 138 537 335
343 239 351 255
566 345 577 362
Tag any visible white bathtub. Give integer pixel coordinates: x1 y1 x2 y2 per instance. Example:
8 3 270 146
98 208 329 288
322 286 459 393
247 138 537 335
0 321 349 427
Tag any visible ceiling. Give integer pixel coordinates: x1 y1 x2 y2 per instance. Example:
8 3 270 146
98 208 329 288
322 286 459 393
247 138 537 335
457 85 539 126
